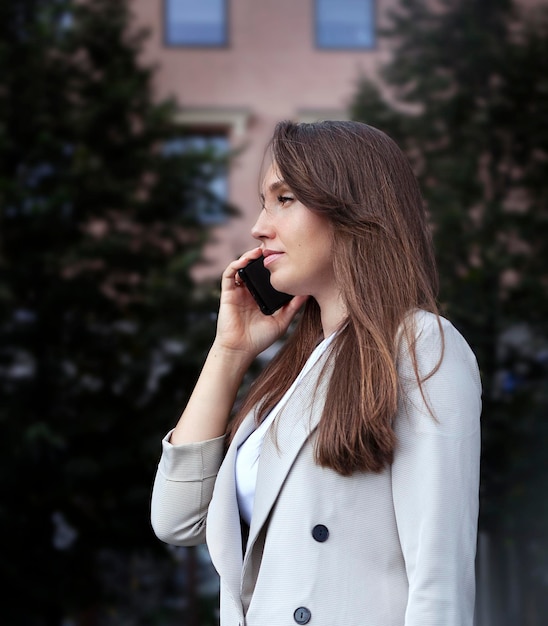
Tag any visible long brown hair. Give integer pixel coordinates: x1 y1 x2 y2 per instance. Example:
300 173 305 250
229 120 441 475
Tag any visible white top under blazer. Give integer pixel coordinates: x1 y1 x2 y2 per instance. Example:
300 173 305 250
235 331 337 525
151 310 482 626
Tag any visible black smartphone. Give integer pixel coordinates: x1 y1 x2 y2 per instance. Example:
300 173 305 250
237 256 294 315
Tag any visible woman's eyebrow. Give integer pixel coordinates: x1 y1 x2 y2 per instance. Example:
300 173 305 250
268 179 287 194
261 178 288 197
260 179 288 204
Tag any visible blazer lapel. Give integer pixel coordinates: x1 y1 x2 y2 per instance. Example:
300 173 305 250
243 352 333 573
208 346 334 614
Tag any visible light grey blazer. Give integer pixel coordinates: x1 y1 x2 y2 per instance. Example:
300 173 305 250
151 311 482 626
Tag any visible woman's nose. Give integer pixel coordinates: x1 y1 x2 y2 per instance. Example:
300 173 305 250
251 208 274 241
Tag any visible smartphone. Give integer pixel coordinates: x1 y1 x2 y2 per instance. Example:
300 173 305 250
237 256 294 315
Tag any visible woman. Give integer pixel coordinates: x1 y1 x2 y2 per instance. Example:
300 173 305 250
151 120 481 626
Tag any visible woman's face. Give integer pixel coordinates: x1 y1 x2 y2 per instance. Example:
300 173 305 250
251 164 336 301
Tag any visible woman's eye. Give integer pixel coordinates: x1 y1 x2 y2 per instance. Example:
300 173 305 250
277 195 293 205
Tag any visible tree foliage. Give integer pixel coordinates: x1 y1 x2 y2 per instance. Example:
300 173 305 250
351 0 548 617
0 0 228 623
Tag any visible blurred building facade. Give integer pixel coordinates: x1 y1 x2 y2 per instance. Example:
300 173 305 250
131 0 396 277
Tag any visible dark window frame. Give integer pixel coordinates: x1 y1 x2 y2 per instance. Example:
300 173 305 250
314 0 376 51
163 0 229 48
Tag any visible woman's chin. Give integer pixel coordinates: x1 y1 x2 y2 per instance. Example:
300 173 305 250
269 274 288 294
271 280 294 296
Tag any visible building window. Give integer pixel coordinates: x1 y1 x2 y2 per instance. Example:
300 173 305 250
165 133 230 225
316 0 375 49
165 0 227 47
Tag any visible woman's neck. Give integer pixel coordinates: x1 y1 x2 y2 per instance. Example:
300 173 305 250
317 291 348 338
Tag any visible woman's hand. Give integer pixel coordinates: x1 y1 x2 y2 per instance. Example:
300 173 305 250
214 247 308 364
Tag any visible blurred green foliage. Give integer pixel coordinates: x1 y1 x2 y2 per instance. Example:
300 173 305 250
351 0 548 620
0 0 230 623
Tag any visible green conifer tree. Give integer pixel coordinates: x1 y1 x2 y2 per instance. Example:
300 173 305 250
0 1 229 623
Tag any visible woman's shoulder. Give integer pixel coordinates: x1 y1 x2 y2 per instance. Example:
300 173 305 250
398 309 480 381
400 308 471 346
397 309 482 436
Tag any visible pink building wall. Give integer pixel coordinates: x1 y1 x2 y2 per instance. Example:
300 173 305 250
130 0 397 277
130 0 538 278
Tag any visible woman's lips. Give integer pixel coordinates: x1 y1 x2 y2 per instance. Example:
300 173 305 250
263 252 284 267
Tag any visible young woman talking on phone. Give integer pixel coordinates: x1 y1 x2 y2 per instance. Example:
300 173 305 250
151 120 481 626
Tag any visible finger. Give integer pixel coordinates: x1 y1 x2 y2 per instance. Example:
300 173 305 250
273 295 308 325
284 295 308 315
223 247 262 276
222 247 262 289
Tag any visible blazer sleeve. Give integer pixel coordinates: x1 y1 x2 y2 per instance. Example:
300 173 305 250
392 312 482 626
150 431 226 546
